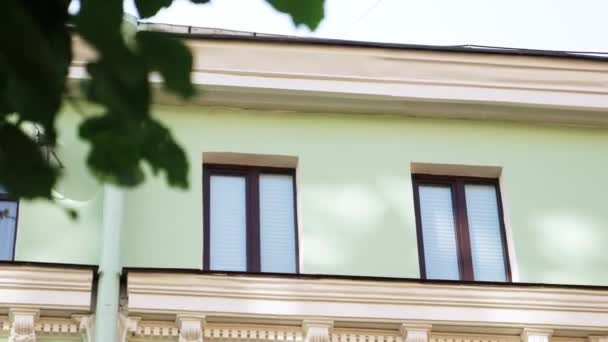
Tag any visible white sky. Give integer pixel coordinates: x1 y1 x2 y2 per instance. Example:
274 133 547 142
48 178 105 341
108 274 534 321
124 0 608 52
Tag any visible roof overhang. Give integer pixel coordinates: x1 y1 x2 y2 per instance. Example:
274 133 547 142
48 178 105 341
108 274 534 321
70 35 608 127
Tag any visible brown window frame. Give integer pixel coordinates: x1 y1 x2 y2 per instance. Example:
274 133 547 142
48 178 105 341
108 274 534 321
0 191 19 261
412 174 512 282
203 163 300 273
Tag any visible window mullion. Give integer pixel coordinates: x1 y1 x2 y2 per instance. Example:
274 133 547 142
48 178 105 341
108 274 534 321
247 169 261 272
455 180 475 281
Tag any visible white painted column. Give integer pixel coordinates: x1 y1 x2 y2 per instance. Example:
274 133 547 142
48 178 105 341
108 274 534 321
302 320 333 342
176 315 205 342
8 309 39 342
521 328 553 342
400 323 431 342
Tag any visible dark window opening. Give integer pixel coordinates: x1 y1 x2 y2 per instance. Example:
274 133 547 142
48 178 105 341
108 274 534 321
203 164 299 273
412 174 511 282
0 186 18 261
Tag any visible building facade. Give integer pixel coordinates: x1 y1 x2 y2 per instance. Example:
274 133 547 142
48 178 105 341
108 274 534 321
1 24 608 342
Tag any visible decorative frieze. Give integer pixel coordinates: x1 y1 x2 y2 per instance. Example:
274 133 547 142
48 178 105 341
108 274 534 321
588 337 608 342
331 330 400 342
521 329 553 342
303 320 333 342
8 309 38 342
400 324 431 342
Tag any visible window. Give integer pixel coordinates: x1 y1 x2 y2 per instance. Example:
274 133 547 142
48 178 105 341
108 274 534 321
412 174 511 282
0 185 18 261
203 164 298 273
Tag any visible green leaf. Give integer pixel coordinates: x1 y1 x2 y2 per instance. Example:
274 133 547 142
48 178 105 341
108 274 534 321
84 61 150 118
141 120 189 188
0 0 71 143
79 114 145 187
136 31 195 99
0 123 58 199
79 115 189 189
265 0 324 30
76 0 123 45
135 0 173 19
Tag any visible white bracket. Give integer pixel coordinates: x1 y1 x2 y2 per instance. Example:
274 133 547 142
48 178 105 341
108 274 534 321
400 323 432 342
8 308 39 342
522 328 553 342
176 314 205 342
72 314 95 342
302 320 333 342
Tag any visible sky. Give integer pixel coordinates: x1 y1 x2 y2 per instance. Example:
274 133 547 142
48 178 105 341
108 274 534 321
124 0 608 53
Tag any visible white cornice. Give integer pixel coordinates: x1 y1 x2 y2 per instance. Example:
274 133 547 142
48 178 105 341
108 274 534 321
70 37 608 127
0 265 94 312
127 273 608 333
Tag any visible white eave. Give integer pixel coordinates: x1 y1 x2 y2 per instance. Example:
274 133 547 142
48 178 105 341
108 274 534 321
70 26 608 127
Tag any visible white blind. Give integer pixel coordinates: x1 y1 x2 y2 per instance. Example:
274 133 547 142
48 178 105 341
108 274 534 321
419 185 460 280
0 201 17 261
209 175 247 271
465 184 507 281
259 174 296 273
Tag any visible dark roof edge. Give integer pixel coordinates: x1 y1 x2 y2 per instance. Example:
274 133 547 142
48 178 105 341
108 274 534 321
122 267 608 292
0 260 99 271
138 22 608 62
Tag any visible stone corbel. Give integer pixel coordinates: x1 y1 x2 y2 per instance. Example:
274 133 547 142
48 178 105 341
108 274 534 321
521 328 553 342
72 314 95 342
118 313 140 342
302 320 333 342
399 323 432 342
8 308 39 342
176 314 205 342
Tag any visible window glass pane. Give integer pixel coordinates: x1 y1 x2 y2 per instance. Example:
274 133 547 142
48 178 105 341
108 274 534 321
465 184 507 281
0 201 17 261
209 175 247 271
259 174 296 273
419 184 460 280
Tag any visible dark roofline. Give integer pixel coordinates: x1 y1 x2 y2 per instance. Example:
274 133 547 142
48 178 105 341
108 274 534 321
139 22 608 62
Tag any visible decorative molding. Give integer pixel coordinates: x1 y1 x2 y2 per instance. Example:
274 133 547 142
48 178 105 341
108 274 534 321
0 316 81 339
119 313 140 342
176 314 205 342
8 309 38 342
588 337 608 342
400 324 431 342
303 320 333 342
73 315 94 341
430 333 519 342
127 272 608 331
70 36 608 127
521 329 553 342
0 265 94 312
331 330 400 342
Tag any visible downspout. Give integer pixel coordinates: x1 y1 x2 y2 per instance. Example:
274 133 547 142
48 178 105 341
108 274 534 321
94 185 125 342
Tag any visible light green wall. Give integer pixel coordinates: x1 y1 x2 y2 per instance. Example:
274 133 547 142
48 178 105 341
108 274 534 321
15 111 103 265
14 105 608 286
119 105 608 286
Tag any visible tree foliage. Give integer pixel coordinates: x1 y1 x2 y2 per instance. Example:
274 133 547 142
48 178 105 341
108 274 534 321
0 0 324 202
